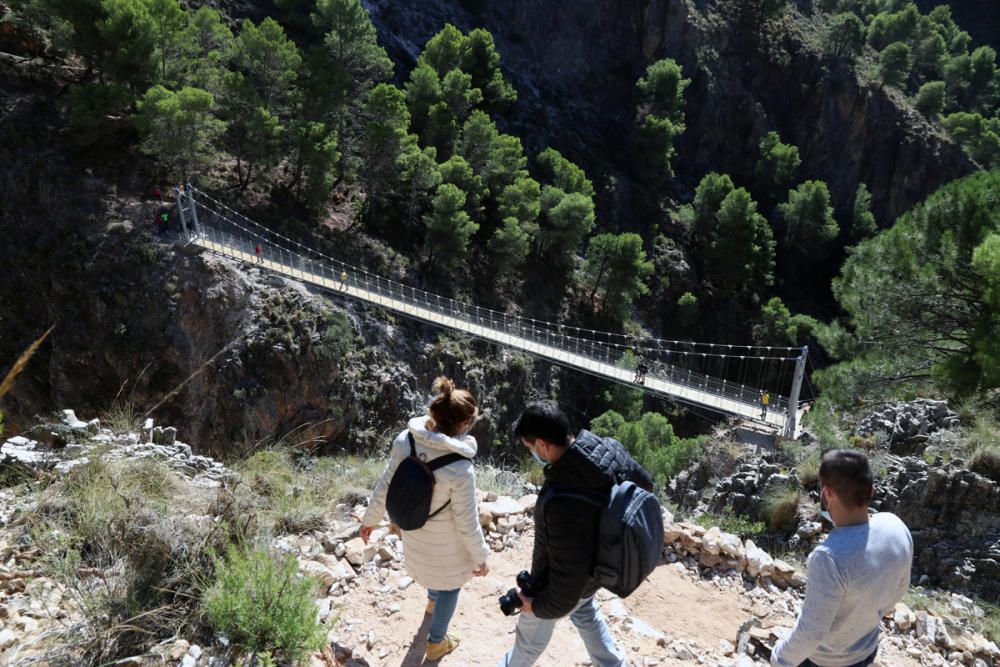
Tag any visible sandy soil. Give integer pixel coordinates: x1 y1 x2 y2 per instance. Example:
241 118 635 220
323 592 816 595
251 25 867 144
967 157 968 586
325 532 922 667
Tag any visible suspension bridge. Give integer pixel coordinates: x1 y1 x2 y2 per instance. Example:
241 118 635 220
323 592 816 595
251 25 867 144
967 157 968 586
174 185 811 438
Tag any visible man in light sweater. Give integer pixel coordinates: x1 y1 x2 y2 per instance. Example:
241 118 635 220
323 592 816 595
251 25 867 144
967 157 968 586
771 449 913 667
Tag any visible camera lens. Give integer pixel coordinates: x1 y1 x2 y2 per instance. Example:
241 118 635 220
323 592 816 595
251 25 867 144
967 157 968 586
498 588 522 616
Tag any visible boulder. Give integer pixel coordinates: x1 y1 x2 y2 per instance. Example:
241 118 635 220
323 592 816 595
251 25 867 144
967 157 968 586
480 497 525 518
344 538 376 567
517 494 538 512
894 602 915 632
744 539 774 578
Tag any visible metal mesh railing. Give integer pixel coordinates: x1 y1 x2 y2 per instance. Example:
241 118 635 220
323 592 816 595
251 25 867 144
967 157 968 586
178 187 799 426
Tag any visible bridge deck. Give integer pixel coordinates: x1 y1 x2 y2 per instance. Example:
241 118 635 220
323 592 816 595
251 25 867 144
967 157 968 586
192 234 798 435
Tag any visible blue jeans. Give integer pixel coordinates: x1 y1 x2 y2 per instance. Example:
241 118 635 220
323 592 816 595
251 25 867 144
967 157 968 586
427 588 460 643
495 595 625 667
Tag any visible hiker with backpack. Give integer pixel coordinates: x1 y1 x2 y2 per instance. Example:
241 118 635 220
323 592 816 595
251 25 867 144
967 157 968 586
360 377 490 662
496 400 661 667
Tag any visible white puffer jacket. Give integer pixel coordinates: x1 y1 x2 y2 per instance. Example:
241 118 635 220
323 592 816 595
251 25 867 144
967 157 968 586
362 416 490 591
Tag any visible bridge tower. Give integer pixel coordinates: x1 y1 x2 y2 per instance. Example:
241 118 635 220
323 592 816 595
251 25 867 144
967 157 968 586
174 184 201 239
782 346 809 438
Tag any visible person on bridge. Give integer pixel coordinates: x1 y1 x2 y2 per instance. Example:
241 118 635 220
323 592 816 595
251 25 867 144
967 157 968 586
760 390 770 419
770 449 912 667
634 355 649 384
360 377 490 662
254 244 263 263
340 270 348 290
158 211 168 235
496 401 653 667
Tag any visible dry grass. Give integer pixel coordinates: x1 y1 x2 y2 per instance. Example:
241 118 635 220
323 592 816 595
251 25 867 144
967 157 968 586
796 452 821 490
0 325 53 400
476 463 525 497
22 456 229 664
233 448 386 536
761 482 803 534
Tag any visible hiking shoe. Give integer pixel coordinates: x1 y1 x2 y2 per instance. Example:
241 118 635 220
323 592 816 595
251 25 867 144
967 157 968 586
425 634 459 661
425 599 435 615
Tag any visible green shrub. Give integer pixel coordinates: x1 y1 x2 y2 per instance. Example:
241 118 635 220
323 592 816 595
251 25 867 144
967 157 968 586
981 602 1000 646
694 512 766 538
802 397 842 451
590 410 703 488
203 545 326 663
915 81 946 116
761 481 802 534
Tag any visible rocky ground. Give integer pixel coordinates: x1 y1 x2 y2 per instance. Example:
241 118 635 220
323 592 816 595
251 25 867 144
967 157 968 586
2 412 999 666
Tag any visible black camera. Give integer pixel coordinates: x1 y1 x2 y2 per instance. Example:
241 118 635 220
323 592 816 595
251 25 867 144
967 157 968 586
498 570 538 616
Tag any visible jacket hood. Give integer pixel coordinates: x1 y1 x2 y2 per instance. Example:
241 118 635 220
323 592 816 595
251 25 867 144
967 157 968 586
543 429 623 490
407 415 478 458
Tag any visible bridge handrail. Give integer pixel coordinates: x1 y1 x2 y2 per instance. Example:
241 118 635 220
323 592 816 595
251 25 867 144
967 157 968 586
190 215 794 420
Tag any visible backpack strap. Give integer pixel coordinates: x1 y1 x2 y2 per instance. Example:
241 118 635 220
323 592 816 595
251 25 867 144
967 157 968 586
406 433 471 521
537 484 605 528
426 453 468 470
424 453 471 519
406 433 468 471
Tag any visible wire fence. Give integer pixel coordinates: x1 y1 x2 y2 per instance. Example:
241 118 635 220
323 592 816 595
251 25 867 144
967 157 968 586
178 187 802 427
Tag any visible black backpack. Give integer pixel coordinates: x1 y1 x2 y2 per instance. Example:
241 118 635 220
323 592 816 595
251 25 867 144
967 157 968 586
539 479 664 598
385 432 469 531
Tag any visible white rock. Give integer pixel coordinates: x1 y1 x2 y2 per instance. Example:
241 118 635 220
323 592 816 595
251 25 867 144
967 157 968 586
517 494 538 512
398 576 413 590
0 628 16 649
300 560 337 586
744 539 774 578
61 409 90 430
188 644 203 659
894 602 915 632
344 538 376 566
671 641 695 661
480 497 525 517
316 598 333 622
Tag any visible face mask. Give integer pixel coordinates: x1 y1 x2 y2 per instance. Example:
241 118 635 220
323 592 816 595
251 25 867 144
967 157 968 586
820 488 833 524
531 449 547 465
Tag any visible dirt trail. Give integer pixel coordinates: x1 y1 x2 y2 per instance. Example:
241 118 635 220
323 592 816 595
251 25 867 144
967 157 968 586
326 531 921 667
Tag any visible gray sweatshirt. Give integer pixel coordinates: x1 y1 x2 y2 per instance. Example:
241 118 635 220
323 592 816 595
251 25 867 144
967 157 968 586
771 513 913 667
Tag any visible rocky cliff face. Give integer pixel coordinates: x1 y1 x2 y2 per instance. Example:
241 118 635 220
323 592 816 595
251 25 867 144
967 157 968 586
672 441 1000 603
363 0 975 225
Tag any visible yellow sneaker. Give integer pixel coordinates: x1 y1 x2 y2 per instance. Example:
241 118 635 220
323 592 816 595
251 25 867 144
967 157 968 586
425 599 436 615
425 634 459 661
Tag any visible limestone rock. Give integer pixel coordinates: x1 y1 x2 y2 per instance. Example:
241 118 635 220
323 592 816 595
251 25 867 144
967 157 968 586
480 497 525 518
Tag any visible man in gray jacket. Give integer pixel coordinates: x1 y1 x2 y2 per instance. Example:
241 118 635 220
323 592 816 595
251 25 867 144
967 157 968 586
771 449 913 667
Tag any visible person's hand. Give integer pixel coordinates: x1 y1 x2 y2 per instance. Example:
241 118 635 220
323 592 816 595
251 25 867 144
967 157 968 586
359 525 374 545
517 590 533 615
472 562 489 577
